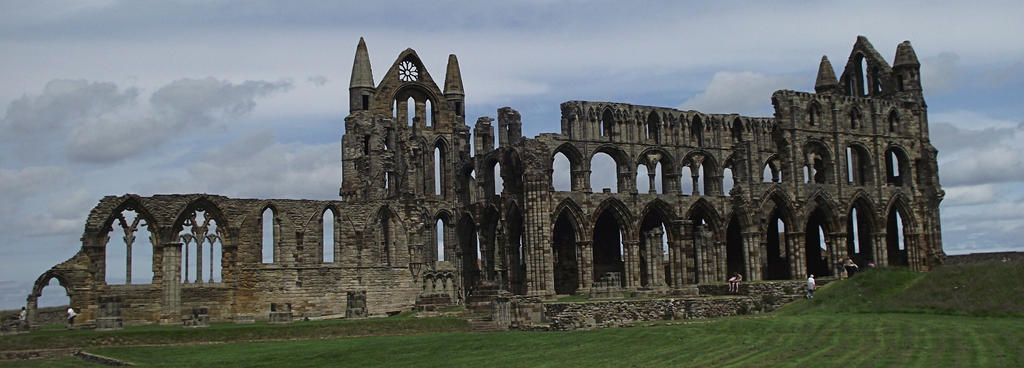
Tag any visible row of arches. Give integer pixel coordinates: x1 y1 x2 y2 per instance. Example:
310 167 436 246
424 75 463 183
548 141 911 194
806 102 904 133
100 198 416 286
545 191 915 294
565 105 757 145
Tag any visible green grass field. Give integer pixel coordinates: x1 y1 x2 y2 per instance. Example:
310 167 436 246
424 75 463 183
2 260 1021 367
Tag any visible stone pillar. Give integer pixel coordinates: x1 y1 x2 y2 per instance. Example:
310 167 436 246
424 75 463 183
647 170 657 194
571 169 588 192
622 240 640 289
618 172 634 194
790 233 806 279
743 232 760 281
196 240 203 284
694 225 710 283
873 232 887 266
644 228 665 288
161 243 182 324
523 175 553 297
675 220 691 285
125 241 132 285
715 240 727 282
908 233 922 271
830 233 847 277
577 241 592 290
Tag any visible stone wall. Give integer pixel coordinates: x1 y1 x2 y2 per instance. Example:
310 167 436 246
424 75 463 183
540 295 798 331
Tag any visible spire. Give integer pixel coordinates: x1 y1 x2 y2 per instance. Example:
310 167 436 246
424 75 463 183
815 55 839 93
349 37 374 89
893 41 920 68
443 54 464 96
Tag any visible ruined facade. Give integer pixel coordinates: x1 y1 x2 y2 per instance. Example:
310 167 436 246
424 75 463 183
29 36 944 326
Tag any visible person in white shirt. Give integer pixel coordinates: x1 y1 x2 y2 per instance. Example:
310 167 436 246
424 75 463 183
806 274 816 298
66 307 77 329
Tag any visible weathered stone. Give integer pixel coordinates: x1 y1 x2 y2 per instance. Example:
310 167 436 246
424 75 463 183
26 36 943 328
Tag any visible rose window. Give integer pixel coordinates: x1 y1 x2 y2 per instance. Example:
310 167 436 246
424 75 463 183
398 61 419 82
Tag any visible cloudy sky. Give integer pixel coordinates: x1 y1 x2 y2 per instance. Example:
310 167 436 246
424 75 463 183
1 0 1022 309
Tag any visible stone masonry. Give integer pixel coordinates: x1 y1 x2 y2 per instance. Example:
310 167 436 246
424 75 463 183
28 36 944 327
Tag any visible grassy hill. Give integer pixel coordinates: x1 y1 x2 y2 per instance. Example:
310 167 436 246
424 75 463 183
782 258 1024 317
2 259 1021 367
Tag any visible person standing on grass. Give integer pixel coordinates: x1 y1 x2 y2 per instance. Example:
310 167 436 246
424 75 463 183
66 307 77 329
844 258 859 278
806 274 816 299
18 307 27 329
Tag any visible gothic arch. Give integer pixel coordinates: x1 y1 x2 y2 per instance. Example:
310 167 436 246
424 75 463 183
172 197 229 235
551 198 588 243
551 142 585 170
885 192 918 231
592 197 636 239
638 199 678 232
846 190 878 228
799 191 842 233
29 270 72 302
98 196 159 243
684 198 724 237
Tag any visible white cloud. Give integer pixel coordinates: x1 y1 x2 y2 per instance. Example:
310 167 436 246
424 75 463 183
920 52 961 95
680 72 805 116
17 189 95 237
184 131 340 200
0 77 294 164
943 184 998 207
0 166 72 199
307 75 328 87
941 146 1024 186
150 77 293 126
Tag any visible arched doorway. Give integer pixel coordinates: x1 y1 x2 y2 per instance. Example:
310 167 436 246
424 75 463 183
639 206 671 288
804 208 833 277
764 211 791 280
457 215 479 295
886 206 910 267
506 205 526 294
726 216 745 279
846 200 875 267
592 210 626 288
552 210 579 294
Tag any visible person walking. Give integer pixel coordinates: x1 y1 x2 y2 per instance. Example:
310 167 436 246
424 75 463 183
66 307 77 329
806 274 816 299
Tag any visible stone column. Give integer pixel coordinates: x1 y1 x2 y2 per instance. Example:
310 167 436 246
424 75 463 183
647 169 657 194
675 220 691 285
523 175 554 297
873 232 887 266
790 233 806 279
743 232 760 281
196 240 203 284
577 241 592 290
183 239 190 283
715 240 727 282
644 228 665 288
161 242 182 324
623 240 640 289
125 240 133 285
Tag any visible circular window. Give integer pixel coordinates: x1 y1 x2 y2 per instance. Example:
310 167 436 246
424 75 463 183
398 61 419 82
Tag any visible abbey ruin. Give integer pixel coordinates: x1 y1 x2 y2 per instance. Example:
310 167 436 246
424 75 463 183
27 36 945 326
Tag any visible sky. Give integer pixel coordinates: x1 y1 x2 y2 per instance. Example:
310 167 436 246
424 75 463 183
1 0 1022 309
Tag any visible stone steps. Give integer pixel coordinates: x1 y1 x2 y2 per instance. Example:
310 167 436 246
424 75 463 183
466 317 505 332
